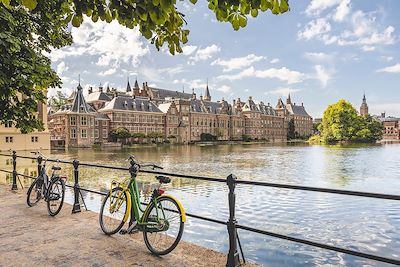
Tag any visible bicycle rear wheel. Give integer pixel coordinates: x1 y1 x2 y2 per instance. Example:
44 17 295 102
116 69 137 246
27 178 42 207
99 187 128 235
47 178 65 216
143 195 184 255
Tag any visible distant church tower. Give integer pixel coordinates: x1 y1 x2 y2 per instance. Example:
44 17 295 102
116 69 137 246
204 80 211 101
360 93 369 116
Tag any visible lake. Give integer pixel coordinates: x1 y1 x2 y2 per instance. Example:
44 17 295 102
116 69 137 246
1 143 399 266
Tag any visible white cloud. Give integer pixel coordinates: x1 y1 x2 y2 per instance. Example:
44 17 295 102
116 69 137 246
333 0 351 22
217 66 305 84
270 58 280 64
376 63 400 73
381 56 394 62
305 0 342 16
314 65 333 87
298 18 331 40
56 61 68 75
266 87 301 96
301 4 397 52
304 52 333 62
217 85 231 93
173 78 208 89
211 54 265 72
182 45 198 56
190 44 221 62
99 68 117 76
49 19 149 68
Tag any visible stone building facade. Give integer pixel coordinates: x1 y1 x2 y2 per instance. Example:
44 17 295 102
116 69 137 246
0 93 50 151
49 80 313 147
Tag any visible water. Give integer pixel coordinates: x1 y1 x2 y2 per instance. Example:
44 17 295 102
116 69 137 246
1 143 399 266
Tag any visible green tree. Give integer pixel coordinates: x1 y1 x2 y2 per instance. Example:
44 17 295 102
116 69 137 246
48 91 68 111
318 100 383 143
1 0 289 133
287 118 295 140
110 127 130 144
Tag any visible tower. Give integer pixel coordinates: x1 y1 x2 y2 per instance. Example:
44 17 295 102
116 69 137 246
286 93 292 105
204 79 211 101
126 76 131 92
360 93 368 116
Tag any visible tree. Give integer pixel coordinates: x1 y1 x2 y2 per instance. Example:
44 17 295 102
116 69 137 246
1 0 290 133
317 100 383 143
287 118 295 140
48 91 68 111
109 127 130 144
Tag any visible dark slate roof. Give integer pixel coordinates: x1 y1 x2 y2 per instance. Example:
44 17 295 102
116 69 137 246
276 98 285 109
100 96 162 113
55 84 96 114
187 99 231 115
286 103 311 117
257 102 278 116
95 113 110 120
150 87 192 100
85 91 111 103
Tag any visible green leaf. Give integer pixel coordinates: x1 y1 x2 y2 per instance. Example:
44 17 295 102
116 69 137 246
71 15 82 27
238 15 247 27
250 9 258 17
189 0 197 3
2 0 11 7
21 0 37 10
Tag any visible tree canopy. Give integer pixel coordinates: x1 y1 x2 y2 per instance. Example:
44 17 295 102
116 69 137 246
0 0 289 133
317 100 383 143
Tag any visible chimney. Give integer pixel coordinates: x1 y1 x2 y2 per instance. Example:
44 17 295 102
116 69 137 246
200 95 203 101
249 96 252 101
381 112 386 118
88 87 93 94
267 102 270 106
142 83 145 90
302 103 303 106
233 99 236 105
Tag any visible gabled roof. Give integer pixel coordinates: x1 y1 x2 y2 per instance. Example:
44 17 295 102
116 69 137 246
85 91 111 103
242 98 260 112
158 103 172 113
286 103 311 117
99 96 162 113
257 102 277 116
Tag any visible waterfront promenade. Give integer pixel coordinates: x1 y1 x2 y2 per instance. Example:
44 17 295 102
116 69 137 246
0 184 256 267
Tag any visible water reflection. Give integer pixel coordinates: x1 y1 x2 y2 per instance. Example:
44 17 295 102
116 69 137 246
1 143 399 267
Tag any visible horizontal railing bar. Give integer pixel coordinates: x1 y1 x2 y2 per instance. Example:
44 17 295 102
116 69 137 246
0 169 13 174
140 169 227 183
236 224 400 265
235 180 400 201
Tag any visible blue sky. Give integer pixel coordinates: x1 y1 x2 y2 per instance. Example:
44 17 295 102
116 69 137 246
49 0 400 118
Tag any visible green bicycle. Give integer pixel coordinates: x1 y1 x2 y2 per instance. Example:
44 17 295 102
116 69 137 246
99 155 186 255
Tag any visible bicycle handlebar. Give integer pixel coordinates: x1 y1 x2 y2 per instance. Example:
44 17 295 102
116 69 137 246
128 155 163 170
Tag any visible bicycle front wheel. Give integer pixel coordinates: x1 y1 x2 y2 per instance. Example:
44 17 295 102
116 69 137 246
47 178 65 216
27 178 42 207
99 187 128 235
143 195 184 255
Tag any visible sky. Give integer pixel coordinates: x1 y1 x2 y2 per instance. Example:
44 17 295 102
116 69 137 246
48 0 400 118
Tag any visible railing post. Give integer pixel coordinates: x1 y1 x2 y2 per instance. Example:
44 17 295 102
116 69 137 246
11 151 17 190
72 159 81 213
226 174 240 267
37 155 43 176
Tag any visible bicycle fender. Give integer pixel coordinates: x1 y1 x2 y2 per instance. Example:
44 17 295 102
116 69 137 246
124 191 132 223
162 194 186 222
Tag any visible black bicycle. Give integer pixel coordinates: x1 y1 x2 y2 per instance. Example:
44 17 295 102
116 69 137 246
27 151 66 216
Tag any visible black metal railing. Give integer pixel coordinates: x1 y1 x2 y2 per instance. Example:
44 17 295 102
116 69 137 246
0 151 399 266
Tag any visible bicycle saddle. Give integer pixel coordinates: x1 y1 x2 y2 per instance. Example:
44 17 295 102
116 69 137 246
52 166 61 171
156 176 171 184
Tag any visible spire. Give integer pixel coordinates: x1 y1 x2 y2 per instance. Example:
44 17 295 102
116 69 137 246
204 79 211 101
126 76 132 92
286 93 292 104
77 74 82 90
362 92 366 103
71 81 92 113
134 78 139 89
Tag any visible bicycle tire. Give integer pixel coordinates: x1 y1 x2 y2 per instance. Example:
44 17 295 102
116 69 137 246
27 178 42 207
47 178 65 216
99 187 128 235
143 195 184 255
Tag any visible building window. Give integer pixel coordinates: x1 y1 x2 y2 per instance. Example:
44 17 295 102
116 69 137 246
5 136 13 143
70 129 76 139
81 116 87 126
95 120 99 126
94 129 99 138
4 121 12 128
31 136 38 142
70 116 76 126
103 129 107 138
81 129 87 138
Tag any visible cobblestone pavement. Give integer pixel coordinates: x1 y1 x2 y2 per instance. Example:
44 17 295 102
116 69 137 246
0 184 257 267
